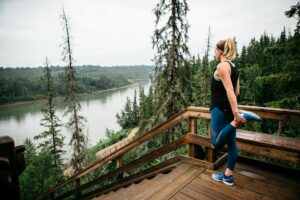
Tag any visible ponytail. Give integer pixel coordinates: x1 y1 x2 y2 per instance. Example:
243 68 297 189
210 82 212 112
216 38 237 61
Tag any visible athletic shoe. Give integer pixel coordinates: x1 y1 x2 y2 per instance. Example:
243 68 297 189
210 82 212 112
223 174 234 186
239 110 262 121
211 172 224 182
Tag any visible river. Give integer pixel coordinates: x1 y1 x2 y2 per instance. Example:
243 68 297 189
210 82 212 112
0 80 150 147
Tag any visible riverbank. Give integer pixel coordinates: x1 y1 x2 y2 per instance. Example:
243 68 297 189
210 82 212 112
0 80 148 107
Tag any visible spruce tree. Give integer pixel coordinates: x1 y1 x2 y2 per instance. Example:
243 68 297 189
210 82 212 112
285 2 300 33
116 97 133 128
199 27 212 107
139 85 155 133
23 138 37 165
132 90 139 125
191 55 201 105
138 86 146 121
152 0 190 142
61 7 86 173
34 57 64 167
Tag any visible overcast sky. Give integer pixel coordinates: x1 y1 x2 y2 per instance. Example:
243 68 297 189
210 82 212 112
0 0 298 67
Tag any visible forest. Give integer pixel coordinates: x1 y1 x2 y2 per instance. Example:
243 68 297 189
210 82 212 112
17 1 300 199
0 65 153 103
118 28 300 137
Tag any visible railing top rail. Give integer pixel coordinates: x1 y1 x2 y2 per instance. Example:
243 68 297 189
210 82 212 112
186 106 300 121
238 105 300 122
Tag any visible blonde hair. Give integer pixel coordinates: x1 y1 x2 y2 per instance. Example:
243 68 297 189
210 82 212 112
216 38 237 61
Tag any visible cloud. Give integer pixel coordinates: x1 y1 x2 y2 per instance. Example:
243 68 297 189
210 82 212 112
0 0 297 67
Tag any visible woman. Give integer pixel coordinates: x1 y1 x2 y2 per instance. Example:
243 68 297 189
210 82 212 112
210 38 261 186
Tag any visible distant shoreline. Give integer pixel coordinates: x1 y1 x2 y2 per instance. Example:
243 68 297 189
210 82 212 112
0 79 149 106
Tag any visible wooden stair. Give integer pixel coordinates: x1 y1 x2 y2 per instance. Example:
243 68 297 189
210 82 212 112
94 159 300 200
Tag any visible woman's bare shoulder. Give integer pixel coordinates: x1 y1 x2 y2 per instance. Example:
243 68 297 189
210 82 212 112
216 62 231 72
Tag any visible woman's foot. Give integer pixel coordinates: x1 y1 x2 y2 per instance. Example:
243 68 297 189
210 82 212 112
239 110 262 121
223 174 234 186
211 172 234 186
212 172 224 182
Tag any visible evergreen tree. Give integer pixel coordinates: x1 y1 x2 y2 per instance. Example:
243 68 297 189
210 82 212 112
61 7 86 173
234 27 300 109
34 57 64 167
138 85 155 133
20 139 64 200
116 97 134 129
132 90 139 125
138 86 146 109
191 55 201 105
152 0 190 142
199 27 212 106
285 2 300 33
179 59 194 105
20 149 64 200
23 138 37 165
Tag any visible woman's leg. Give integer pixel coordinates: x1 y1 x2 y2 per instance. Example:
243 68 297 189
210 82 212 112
226 128 238 171
210 107 238 172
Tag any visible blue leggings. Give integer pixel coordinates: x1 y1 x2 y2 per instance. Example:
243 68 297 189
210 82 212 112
210 107 238 171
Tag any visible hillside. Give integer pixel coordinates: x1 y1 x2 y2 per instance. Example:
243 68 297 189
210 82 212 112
0 65 154 104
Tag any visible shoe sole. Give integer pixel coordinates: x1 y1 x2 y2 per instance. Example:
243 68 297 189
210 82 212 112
222 180 234 186
211 176 223 182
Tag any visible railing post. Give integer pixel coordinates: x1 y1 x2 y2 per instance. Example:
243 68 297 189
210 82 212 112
276 120 285 135
116 156 123 180
50 192 55 200
75 178 81 198
189 117 196 158
0 136 21 200
116 156 123 168
206 121 215 162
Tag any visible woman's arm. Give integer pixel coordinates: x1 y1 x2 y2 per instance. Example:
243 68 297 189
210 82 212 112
217 63 245 124
235 78 240 96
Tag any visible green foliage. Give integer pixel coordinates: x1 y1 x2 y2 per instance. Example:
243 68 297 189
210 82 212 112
92 129 129 153
78 129 129 187
192 29 212 107
149 0 191 143
116 94 139 129
0 66 153 104
235 29 300 111
285 2 300 33
61 7 86 174
20 139 64 200
132 90 139 125
23 138 37 165
34 58 65 166
138 86 156 133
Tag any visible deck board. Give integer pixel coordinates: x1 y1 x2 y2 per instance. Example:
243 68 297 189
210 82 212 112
137 163 198 200
196 176 261 200
170 192 195 200
179 186 212 200
93 160 300 200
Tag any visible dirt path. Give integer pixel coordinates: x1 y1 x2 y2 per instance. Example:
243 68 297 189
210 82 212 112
95 127 139 159
64 127 139 176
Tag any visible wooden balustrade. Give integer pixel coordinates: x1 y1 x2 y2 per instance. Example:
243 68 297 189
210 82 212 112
0 136 26 200
37 106 300 200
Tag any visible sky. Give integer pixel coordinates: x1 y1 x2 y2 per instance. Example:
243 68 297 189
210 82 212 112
0 0 298 67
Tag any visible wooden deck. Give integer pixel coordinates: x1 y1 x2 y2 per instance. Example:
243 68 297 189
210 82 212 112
36 106 300 200
93 159 300 200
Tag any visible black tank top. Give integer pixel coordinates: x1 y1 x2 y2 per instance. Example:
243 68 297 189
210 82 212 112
210 61 239 121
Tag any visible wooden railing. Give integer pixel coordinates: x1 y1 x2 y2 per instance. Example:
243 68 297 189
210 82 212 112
0 136 26 200
37 106 300 200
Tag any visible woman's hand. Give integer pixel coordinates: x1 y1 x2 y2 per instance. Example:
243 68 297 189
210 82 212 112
233 112 246 127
